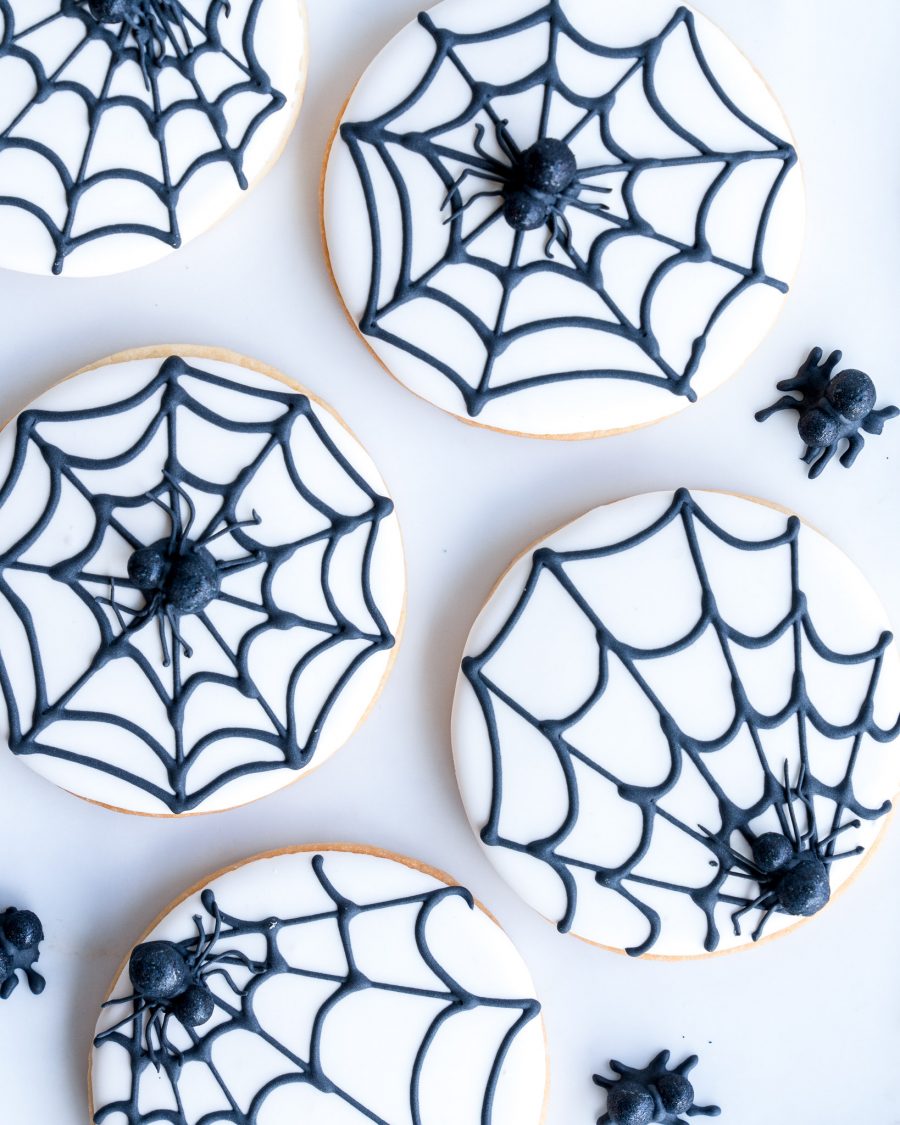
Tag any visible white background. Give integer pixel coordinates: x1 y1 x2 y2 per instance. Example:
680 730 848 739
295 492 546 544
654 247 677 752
1 1 899 1122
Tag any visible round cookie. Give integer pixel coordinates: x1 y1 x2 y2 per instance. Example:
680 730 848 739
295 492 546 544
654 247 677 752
0 0 308 277
0 347 405 816
323 0 804 439
452 489 900 957
89 845 549 1125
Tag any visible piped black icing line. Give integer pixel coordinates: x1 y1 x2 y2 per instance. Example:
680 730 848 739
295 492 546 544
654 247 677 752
594 1050 720 1125
756 348 899 478
0 0 285 274
339 2 797 418
93 854 541 1125
0 906 45 999
0 356 397 814
462 489 900 956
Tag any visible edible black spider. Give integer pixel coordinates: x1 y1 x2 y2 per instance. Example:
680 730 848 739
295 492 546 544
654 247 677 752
704 762 863 942
755 347 898 478
99 472 261 668
593 1050 720 1125
96 890 258 1069
0 907 45 1000
84 0 201 85
441 119 611 258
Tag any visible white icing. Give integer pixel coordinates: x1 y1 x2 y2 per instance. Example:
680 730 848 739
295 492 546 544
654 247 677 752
324 0 805 438
90 848 548 1125
0 0 307 277
0 353 405 815
452 491 900 956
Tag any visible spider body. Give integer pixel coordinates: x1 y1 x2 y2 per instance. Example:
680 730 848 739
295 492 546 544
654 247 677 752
103 472 261 667
594 1050 720 1125
85 0 193 85
442 121 610 258
0 907 45 1000
707 763 862 941
756 348 898 478
97 890 257 1069
128 539 220 616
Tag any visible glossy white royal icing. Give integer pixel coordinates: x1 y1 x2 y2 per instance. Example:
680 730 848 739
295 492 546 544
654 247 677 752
0 352 405 815
0 0 306 277
324 0 804 438
90 847 548 1125
452 490 900 956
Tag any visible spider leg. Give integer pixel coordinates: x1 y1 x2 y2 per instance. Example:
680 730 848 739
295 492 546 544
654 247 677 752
158 610 172 668
440 167 500 212
751 904 779 942
166 606 193 660
688 1103 722 1118
96 999 149 1040
731 891 774 937
697 825 761 879
817 818 861 851
822 846 864 863
494 119 521 164
839 433 865 469
442 189 505 226
783 762 803 849
862 405 900 435
162 471 198 539
807 443 839 479
198 507 262 545
754 395 802 423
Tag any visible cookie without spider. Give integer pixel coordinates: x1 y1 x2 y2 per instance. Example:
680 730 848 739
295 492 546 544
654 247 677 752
0 0 307 276
452 489 900 957
324 0 804 438
0 348 405 815
89 845 548 1125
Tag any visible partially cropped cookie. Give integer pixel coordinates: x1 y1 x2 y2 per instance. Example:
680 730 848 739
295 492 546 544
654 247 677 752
452 489 900 956
324 0 804 438
0 0 307 276
0 348 404 815
90 846 548 1125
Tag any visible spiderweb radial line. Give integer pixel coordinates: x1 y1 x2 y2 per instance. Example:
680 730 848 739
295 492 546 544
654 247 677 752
463 491 899 953
55 23 129 272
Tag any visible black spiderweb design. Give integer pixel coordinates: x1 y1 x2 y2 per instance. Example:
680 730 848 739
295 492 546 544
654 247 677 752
93 854 541 1125
461 491 900 955
0 357 397 813
0 0 285 274
340 2 797 418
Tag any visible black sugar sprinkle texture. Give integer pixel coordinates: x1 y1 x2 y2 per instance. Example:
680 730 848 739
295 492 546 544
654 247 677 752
593 1050 720 1125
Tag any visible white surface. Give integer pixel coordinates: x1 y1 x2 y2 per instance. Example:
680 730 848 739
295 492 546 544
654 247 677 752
91 849 547 1125
0 0 898 1122
324 0 804 437
452 489 900 955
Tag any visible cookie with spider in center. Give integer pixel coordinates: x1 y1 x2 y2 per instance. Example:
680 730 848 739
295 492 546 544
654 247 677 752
323 0 804 439
89 845 549 1125
0 347 405 816
0 0 308 277
452 489 900 957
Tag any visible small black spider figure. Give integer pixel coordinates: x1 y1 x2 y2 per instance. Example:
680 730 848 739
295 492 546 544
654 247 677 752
85 0 198 85
442 120 611 258
100 472 261 667
593 1050 720 1125
755 347 898 478
705 762 863 942
96 891 258 1069
0 907 45 1000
